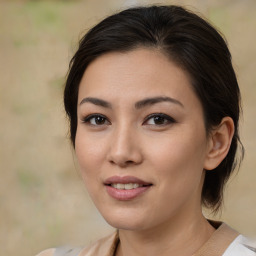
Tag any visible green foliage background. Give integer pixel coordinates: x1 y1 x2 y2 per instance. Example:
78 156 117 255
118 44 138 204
0 0 255 255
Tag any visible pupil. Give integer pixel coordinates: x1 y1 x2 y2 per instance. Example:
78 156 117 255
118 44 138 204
154 116 164 124
96 116 105 124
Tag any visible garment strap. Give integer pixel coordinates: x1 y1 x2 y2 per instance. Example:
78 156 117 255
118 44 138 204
54 246 82 256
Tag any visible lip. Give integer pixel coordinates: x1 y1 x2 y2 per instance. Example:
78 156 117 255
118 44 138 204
104 175 151 185
104 176 152 201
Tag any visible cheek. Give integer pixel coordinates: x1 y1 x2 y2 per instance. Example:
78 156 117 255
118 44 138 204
146 129 207 186
75 136 104 205
75 130 106 181
75 126 108 160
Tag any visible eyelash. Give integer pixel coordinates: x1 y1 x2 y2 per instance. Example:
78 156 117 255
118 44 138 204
81 113 176 127
143 113 176 126
82 114 110 126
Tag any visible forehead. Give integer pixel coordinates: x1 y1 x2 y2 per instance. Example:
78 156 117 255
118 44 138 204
78 48 200 109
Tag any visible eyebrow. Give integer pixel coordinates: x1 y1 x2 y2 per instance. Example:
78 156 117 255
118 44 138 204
135 96 184 109
79 96 183 109
79 97 112 108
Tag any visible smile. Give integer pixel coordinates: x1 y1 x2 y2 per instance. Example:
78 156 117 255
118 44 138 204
104 176 152 200
110 183 142 189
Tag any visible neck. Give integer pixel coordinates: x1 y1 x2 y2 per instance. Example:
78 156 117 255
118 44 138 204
116 212 215 256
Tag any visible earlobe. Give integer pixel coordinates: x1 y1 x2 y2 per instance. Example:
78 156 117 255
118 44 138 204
204 117 235 170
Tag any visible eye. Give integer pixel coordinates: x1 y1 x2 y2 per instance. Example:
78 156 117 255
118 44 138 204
143 113 176 126
82 114 110 126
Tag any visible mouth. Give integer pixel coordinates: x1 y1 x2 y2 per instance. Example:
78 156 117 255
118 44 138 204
109 183 147 190
104 176 152 200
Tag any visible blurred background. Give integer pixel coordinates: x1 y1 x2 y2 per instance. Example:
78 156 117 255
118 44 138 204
0 0 255 255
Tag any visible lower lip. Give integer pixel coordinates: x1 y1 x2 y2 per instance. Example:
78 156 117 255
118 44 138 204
105 185 151 201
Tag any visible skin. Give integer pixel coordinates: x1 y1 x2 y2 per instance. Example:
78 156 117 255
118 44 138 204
75 48 234 256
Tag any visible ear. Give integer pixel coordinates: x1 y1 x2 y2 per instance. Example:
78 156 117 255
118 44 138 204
204 117 235 171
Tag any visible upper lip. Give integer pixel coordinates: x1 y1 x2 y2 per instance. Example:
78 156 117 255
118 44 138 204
104 176 152 186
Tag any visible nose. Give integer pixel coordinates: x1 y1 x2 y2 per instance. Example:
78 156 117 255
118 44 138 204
107 125 143 167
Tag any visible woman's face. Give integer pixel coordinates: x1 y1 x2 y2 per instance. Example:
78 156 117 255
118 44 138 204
75 48 211 231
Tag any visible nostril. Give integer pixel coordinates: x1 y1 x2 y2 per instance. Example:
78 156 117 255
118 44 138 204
126 160 135 164
107 145 143 166
108 157 136 166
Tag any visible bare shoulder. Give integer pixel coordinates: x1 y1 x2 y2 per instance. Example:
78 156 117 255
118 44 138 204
35 248 55 256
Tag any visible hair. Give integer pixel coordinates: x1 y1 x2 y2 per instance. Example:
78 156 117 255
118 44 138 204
64 5 244 212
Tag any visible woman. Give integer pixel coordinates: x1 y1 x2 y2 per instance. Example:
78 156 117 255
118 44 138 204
37 5 255 256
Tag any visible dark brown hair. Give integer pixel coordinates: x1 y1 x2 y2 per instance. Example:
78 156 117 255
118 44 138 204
64 5 244 212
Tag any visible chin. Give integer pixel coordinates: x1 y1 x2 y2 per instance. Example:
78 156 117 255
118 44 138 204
106 219 146 231
100 208 149 231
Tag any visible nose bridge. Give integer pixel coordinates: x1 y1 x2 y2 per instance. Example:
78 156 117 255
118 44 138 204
108 120 142 166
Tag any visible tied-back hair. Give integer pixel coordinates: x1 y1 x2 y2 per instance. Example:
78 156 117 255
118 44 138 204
64 5 244 212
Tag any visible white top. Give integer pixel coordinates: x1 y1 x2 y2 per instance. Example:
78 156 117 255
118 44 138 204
223 235 256 256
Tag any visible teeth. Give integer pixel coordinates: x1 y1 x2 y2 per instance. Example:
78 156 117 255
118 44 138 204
116 183 125 189
124 183 133 189
111 183 141 190
133 183 139 188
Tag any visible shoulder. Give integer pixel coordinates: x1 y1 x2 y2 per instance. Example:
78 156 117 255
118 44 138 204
79 232 119 256
223 235 256 256
35 232 118 256
35 248 55 256
36 246 83 256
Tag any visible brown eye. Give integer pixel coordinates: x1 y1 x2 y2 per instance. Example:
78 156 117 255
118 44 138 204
83 114 110 126
94 116 106 125
144 113 176 126
152 116 166 125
